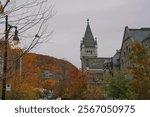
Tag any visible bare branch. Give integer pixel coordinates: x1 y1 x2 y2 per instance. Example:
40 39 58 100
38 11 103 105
0 0 55 76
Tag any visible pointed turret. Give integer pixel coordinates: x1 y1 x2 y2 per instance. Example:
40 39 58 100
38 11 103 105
80 19 98 60
83 19 96 47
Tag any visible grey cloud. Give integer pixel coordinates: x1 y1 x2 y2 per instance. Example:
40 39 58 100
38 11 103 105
34 0 150 68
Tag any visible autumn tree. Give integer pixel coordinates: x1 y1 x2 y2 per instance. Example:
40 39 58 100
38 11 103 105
80 72 105 100
0 0 54 99
63 70 87 100
82 85 105 100
128 42 150 99
6 53 42 99
7 73 40 100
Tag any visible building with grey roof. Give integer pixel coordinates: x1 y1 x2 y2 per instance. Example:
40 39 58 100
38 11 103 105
120 26 150 71
80 21 150 85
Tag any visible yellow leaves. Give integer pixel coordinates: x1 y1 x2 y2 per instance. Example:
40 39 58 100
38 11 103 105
6 53 42 99
18 82 39 100
0 3 4 14
43 80 56 90
128 42 150 99
12 48 22 54
0 0 11 14
129 42 150 72
7 73 40 99
82 86 105 100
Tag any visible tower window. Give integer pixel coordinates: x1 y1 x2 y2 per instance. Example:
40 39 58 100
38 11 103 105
91 51 92 54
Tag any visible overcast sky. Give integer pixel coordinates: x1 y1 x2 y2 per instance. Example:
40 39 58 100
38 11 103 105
32 0 150 68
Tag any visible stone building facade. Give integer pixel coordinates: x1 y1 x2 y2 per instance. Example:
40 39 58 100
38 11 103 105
80 20 150 85
120 26 150 71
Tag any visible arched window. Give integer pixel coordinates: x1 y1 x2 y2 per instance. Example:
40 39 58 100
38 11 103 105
128 48 131 53
124 51 126 60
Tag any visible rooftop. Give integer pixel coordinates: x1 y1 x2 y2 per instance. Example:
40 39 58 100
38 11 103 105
82 19 97 47
126 27 150 42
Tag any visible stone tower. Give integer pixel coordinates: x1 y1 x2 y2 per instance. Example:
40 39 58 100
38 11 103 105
80 19 97 71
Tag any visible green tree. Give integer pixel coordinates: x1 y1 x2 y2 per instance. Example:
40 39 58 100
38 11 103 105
106 72 129 99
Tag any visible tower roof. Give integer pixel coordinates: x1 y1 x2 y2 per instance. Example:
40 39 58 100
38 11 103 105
83 19 96 47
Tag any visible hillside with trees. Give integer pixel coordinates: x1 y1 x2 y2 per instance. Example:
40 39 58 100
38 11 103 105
4 52 83 99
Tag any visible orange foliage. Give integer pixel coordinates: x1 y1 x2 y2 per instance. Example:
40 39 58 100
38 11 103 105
63 70 87 99
43 80 56 90
4 51 79 99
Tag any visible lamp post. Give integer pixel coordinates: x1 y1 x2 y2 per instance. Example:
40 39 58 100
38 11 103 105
1 15 19 100
103 59 114 77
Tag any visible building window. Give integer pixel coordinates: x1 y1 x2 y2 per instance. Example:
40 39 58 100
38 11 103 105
124 51 126 60
126 46 128 52
128 48 131 53
91 50 92 54
43 70 53 79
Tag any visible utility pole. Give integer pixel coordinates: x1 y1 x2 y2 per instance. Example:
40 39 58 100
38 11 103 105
1 15 19 100
1 15 8 100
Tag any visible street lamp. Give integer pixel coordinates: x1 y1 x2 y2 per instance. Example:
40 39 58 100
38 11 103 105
1 15 19 100
12 26 19 45
103 59 113 77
